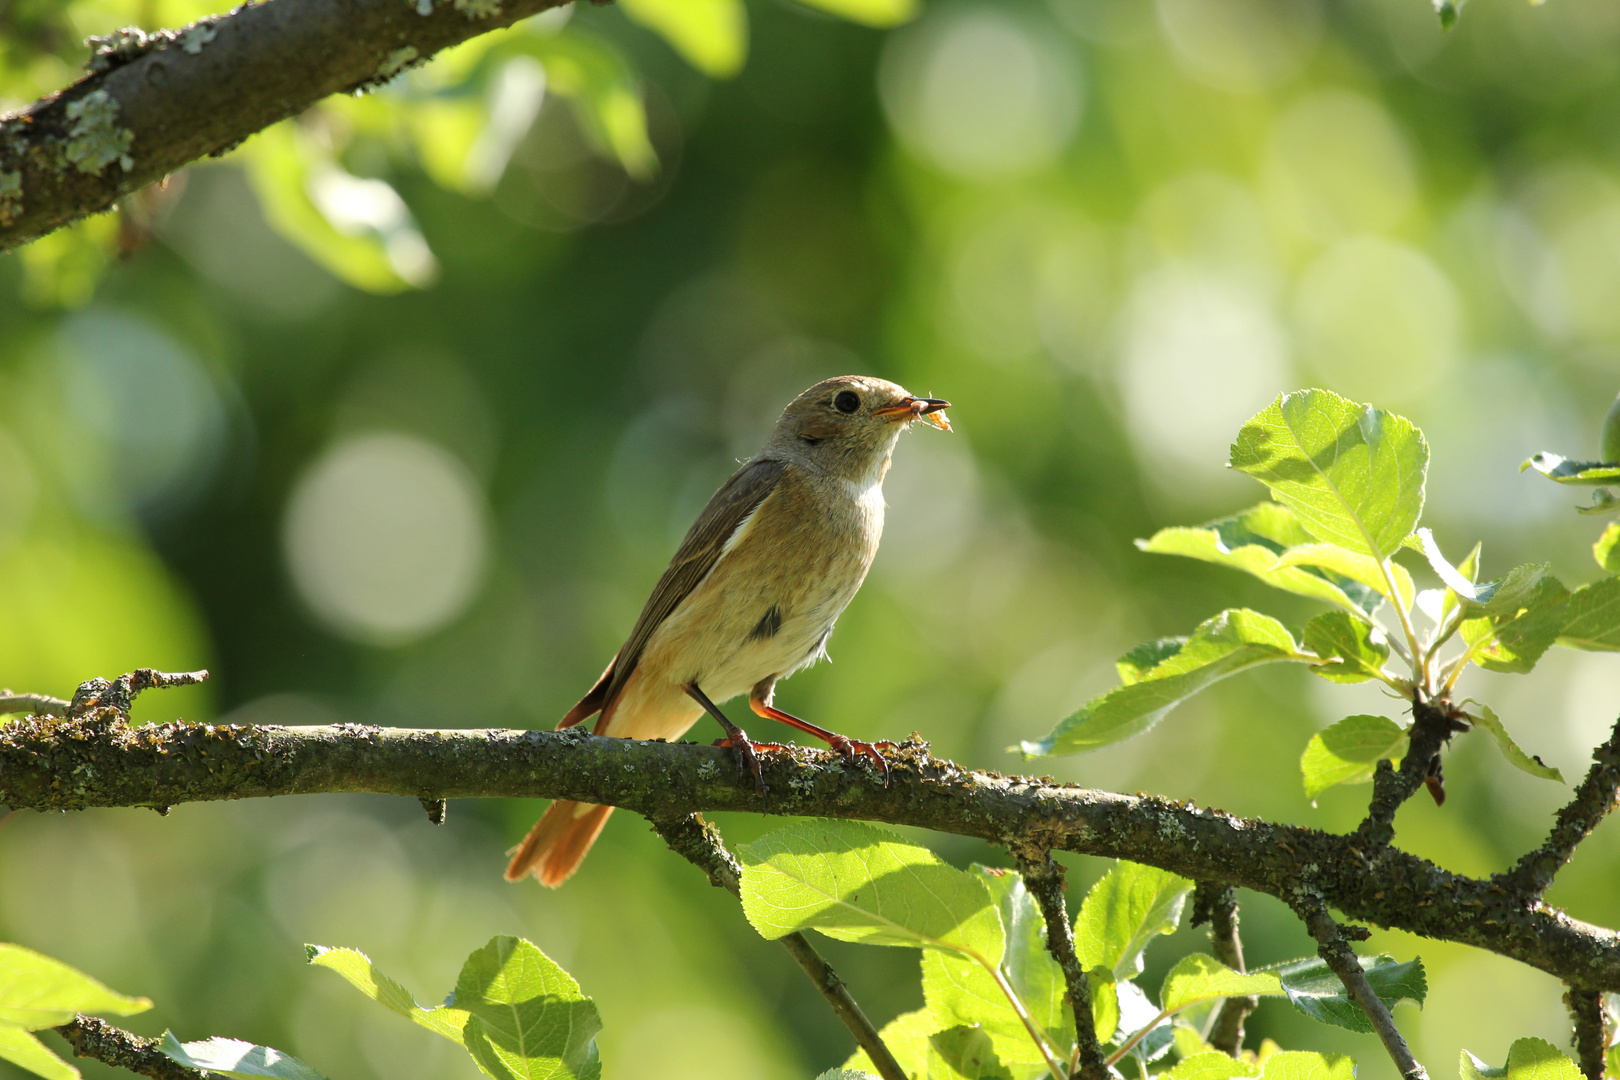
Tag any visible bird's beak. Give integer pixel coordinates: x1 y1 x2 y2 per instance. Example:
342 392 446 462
873 396 952 432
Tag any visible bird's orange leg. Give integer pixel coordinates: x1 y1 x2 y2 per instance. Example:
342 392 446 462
684 683 782 797
748 693 894 786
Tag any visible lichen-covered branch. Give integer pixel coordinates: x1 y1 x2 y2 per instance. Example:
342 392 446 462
1503 717 1620 899
0 0 570 250
4 712 1620 993
54 1015 206 1080
1014 850 1107 1080
650 813 906 1080
1297 899 1428 1080
1565 986 1607 1080
1358 695 1469 848
1192 883 1256 1056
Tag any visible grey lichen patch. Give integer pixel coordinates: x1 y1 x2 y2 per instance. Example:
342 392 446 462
179 21 219 54
61 89 134 175
453 0 503 18
375 46 421 83
85 27 154 73
0 170 21 226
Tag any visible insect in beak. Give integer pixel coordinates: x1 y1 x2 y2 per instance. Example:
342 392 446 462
873 397 952 432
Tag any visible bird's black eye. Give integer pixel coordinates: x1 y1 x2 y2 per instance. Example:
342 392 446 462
833 390 860 414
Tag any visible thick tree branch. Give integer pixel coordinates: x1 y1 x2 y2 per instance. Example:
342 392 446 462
1502 716 1620 899
1564 986 1607 1080
649 813 906 1080
0 0 570 250
54 1015 206 1080
1013 850 1107 1080
4 714 1620 993
1297 900 1428 1080
1192 883 1256 1056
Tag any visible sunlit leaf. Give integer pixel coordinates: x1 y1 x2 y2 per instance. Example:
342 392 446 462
1117 637 1188 685
1459 575 1569 674
450 936 602 1080
1158 953 1283 1014
739 820 1004 961
1074 861 1192 980
0 1025 77 1080
1266 953 1425 1033
1520 453 1620 486
1115 979 1174 1062
1274 544 1414 609
1301 612 1391 684
843 1008 939 1078
1259 1051 1356 1080
158 1034 327 1080
1460 1039 1583 1080
306 945 468 1042
1136 502 1381 617
0 944 151 1029
927 1026 1015 1080
1230 389 1428 560
1168 1051 1261 1080
793 0 918 28
1089 968 1118 1044
621 0 746 78
1557 576 1620 651
1465 705 1563 783
1022 610 1311 757
1593 524 1620 573
1300 715 1406 798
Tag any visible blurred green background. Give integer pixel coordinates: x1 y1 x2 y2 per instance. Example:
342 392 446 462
4 0 1620 1075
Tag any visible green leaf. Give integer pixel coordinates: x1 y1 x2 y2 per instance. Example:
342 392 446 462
1557 576 1620 651
1074 861 1193 980
503 29 657 179
1459 575 1569 674
0 1024 78 1080
1301 612 1392 684
1465 705 1563 783
1230 389 1428 559
1267 953 1425 1033
1088 968 1118 1044
927 1026 1015 1080
1167 1052 1261 1080
920 867 1069 1068
1158 954 1283 1014
739 820 1004 962
843 1008 938 1078
1461 1039 1584 1080
792 0 918 27
239 123 433 294
450 936 602 1080
1605 1044 1618 1080
1520 453 1620 486
1136 502 1381 617
1022 609 1311 757
1593 524 1620 573
1259 1051 1356 1080
0 943 152 1028
1300 715 1407 798
1117 637 1188 684
1275 544 1414 610
1439 541 1482 628
158 1034 327 1080
620 0 746 78
306 945 468 1042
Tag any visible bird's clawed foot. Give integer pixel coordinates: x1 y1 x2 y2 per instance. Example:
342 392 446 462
824 734 897 785
712 729 788 797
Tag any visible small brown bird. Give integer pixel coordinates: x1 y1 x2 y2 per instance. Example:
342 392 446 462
506 375 951 887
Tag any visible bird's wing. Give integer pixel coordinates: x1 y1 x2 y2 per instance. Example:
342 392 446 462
596 456 787 718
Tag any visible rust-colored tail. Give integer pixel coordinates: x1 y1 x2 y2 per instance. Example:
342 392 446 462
504 801 615 887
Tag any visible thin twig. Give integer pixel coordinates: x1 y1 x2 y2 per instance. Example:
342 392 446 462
1297 898 1427 1080
1565 986 1607 1080
0 691 71 716
1502 716 1620 899
1358 694 1468 847
1192 883 1256 1056
68 668 209 718
54 1015 206 1080
1015 851 1108 1080
649 813 907 1080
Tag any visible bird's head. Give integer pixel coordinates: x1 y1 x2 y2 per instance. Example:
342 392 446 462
769 376 950 482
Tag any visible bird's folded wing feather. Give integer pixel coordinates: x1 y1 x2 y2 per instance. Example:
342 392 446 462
599 457 787 710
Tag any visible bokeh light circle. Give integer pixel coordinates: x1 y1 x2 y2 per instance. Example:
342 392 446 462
282 432 488 645
1155 0 1323 93
879 5 1083 180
